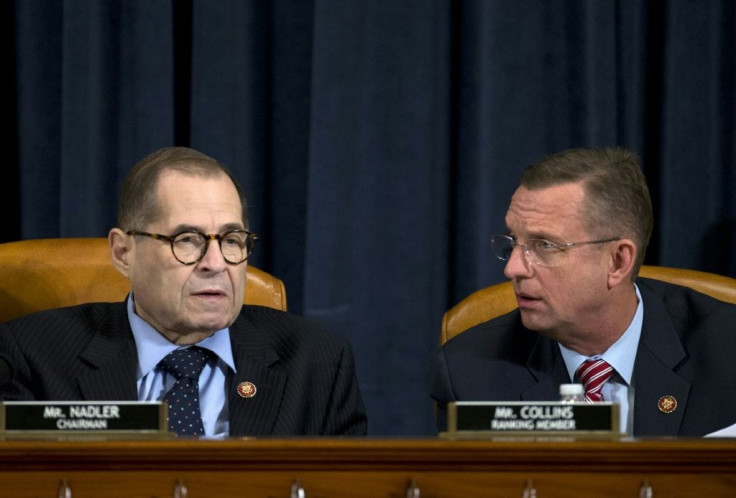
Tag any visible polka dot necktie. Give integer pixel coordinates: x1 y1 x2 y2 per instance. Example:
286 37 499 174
576 359 614 402
158 347 212 436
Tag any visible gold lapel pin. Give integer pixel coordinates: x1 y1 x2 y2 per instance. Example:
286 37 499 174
658 395 677 413
237 381 257 399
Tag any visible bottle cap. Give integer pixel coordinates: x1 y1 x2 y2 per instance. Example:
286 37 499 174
559 383 584 396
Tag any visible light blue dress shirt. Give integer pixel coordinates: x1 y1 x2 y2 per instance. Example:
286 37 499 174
559 284 644 435
126 295 237 437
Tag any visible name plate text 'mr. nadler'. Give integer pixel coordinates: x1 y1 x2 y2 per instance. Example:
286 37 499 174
446 401 619 435
0 401 167 433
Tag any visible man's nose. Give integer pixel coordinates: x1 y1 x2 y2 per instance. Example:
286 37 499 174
503 244 533 279
198 239 228 270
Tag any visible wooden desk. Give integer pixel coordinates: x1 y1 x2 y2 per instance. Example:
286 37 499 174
1 437 735 496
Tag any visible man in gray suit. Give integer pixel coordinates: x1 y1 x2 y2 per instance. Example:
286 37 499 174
432 147 736 437
0 146 367 437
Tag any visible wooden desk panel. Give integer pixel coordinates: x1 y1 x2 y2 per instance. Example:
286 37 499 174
1 438 736 497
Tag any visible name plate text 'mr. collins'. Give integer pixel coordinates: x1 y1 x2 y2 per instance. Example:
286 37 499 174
446 401 619 435
0 401 167 433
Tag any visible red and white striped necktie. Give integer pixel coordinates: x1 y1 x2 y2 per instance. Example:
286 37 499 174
576 359 614 402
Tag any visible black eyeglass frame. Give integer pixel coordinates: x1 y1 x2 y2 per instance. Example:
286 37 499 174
126 229 259 265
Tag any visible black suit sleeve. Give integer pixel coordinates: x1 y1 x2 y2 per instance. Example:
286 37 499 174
322 340 367 435
430 345 454 433
0 323 36 401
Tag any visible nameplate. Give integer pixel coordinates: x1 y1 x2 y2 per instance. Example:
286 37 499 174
0 401 167 433
446 401 619 435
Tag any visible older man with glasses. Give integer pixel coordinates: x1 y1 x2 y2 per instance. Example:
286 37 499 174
431 147 736 437
0 146 367 437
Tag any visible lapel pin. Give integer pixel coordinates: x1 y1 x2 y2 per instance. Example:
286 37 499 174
658 395 677 413
237 381 257 399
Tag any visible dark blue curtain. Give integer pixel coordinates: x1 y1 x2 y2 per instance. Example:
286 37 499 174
5 0 736 436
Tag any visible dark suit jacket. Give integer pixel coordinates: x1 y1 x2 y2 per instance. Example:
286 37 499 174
431 278 736 437
0 303 367 436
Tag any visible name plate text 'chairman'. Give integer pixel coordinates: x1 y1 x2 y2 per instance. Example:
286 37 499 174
0 401 167 433
446 401 619 435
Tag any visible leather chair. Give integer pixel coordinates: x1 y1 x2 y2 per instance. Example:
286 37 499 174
0 238 287 323
441 265 736 345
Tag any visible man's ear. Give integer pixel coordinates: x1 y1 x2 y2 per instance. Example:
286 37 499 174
608 238 637 288
109 228 133 278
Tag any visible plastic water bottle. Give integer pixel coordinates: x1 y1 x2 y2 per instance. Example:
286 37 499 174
559 383 585 403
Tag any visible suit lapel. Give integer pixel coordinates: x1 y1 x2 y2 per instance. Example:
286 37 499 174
633 283 690 435
227 315 287 436
77 304 138 401
522 336 570 401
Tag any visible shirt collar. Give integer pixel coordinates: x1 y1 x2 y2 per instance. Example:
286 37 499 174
559 283 644 385
126 294 237 380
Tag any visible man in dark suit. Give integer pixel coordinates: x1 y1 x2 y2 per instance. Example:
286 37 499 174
432 147 736 437
0 146 367 437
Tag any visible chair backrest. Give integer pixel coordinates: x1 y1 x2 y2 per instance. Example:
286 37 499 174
0 238 287 323
440 265 736 345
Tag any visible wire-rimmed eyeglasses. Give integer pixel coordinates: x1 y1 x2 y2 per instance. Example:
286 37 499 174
490 234 619 268
126 229 258 265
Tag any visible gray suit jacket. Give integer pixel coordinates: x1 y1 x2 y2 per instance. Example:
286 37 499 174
431 278 736 436
0 303 367 436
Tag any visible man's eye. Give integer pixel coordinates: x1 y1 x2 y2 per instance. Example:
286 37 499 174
535 239 559 251
223 236 244 247
176 235 201 245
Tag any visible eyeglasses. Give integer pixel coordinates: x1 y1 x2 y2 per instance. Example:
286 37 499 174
490 234 619 268
126 229 258 265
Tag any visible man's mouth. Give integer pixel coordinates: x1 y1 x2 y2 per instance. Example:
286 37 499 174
515 290 541 308
192 289 227 298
